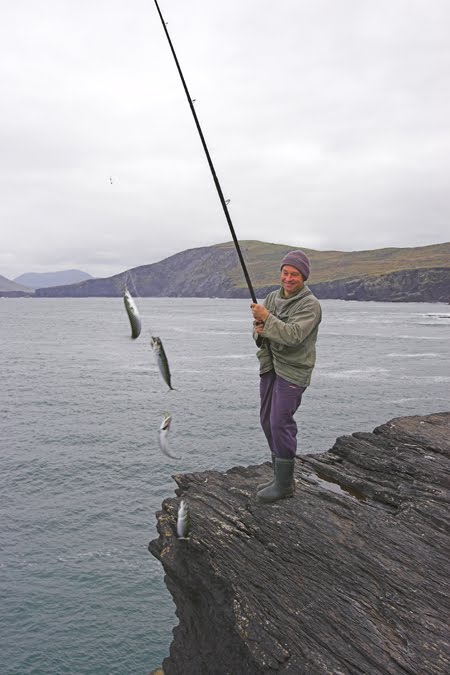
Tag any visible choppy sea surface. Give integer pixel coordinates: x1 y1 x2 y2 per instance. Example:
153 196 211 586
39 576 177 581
1 298 449 674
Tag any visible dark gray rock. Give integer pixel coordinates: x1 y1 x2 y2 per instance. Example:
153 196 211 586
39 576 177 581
149 413 450 674
310 267 450 303
0 290 34 298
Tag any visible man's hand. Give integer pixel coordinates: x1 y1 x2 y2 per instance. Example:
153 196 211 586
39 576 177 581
254 320 264 335
251 303 269 322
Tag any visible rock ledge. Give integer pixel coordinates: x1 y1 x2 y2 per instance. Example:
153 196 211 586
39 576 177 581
149 413 450 674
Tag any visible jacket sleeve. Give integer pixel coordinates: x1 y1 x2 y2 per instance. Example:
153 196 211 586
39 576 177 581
261 299 321 347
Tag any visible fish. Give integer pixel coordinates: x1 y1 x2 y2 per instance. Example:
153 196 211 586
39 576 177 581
158 412 181 459
176 500 190 539
123 288 141 339
151 336 174 390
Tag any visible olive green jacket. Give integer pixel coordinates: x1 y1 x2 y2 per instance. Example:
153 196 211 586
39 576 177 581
253 285 322 387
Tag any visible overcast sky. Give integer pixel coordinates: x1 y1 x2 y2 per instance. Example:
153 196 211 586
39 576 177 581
2 0 449 279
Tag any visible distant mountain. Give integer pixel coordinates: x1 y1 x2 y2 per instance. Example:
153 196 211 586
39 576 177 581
14 269 94 289
33 240 450 302
0 274 33 295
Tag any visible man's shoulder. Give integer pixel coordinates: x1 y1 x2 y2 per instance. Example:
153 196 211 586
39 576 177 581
291 288 322 314
305 288 321 307
295 286 320 304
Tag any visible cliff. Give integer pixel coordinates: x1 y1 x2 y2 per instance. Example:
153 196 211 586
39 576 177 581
310 267 450 302
0 273 33 296
34 240 450 302
149 412 450 674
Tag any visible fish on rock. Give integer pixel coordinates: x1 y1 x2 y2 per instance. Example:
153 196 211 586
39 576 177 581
123 289 142 339
158 412 181 460
176 500 190 539
151 336 174 390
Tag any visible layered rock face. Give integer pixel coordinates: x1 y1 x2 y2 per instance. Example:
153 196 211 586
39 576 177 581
310 268 450 303
149 413 450 674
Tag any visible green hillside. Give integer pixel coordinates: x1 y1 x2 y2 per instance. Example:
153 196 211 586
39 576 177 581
217 240 450 288
34 240 449 302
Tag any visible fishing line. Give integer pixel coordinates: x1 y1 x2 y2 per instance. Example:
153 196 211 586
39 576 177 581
123 267 140 300
153 0 258 304
126 269 140 300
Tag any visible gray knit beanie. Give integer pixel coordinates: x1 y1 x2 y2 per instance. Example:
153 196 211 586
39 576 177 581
280 250 310 281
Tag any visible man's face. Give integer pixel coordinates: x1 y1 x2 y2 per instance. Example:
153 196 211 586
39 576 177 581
280 264 304 297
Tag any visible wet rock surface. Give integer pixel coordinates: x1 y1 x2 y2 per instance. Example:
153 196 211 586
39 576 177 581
149 413 450 674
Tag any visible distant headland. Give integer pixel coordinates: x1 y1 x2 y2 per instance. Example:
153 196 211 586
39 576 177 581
1 241 449 302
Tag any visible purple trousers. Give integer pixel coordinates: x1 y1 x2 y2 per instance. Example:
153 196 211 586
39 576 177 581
259 370 306 459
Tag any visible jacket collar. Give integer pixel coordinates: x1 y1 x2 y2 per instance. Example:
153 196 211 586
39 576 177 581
278 285 311 302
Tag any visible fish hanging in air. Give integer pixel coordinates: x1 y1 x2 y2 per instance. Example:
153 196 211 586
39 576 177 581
151 336 174 390
176 500 190 539
123 288 142 339
158 412 181 459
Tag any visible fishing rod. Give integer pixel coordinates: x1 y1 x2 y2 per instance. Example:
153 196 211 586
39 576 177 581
153 0 258 304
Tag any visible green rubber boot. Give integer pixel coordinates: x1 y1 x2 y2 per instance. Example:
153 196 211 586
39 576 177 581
256 457 295 503
257 453 276 491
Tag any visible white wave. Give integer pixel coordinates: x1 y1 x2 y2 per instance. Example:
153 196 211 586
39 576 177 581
396 335 445 340
200 317 249 324
217 354 249 359
57 548 119 562
179 353 250 361
412 313 450 326
323 367 390 379
172 327 247 335
422 313 450 319
386 352 439 358
215 366 256 371
399 375 450 383
389 397 422 403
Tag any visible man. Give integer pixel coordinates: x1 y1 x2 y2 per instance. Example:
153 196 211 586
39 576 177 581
251 250 322 503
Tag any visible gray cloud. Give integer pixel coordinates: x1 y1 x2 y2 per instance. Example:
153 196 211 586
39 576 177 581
1 0 449 279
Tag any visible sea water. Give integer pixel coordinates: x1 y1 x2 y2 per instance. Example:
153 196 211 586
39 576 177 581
1 298 449 674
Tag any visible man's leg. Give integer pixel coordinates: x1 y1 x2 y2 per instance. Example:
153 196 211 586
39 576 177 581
259 370 276 452
257 376 306 503
270 376 306 459
257 371 277 491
